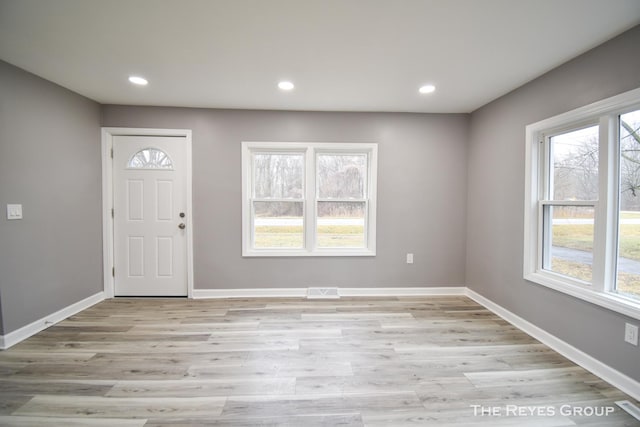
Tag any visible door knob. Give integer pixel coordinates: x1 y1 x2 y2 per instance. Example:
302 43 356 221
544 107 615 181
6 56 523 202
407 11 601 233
178 223 186 229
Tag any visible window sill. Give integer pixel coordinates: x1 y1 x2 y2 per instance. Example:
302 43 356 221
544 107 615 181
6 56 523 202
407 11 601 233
525 271 640 320
243 249 376 257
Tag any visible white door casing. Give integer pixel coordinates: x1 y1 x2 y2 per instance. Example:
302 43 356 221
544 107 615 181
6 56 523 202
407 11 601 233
102 128 193 298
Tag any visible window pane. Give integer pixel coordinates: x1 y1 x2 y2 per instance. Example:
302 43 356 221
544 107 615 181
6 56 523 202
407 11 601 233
550 125 599 201
317 154 366 199
617 109 640 300
543 205 594 283
253 201 303 248
317 201 365 248
128 148 173 169
253 153 303 199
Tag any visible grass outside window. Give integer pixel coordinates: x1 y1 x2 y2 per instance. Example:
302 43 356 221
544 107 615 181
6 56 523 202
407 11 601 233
551 211 640 297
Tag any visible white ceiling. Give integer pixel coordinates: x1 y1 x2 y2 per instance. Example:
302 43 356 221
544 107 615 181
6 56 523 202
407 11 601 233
1 0 639 113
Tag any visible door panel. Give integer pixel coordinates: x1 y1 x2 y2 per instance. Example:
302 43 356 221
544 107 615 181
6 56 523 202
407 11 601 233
156 180 173 220
157 237 174 277
128 236 145 277
113 135 187 296
127 180 144 220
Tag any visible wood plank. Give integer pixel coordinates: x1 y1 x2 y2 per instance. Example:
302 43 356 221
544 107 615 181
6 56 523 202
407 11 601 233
0 416 147 426
107 378 296 398
13 395 227 418
143 413 363 426
220 392 424 417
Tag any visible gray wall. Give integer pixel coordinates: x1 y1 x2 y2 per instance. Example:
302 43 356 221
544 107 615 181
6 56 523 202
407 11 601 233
466 26 640 381
102 107 469 290
0 60 102 334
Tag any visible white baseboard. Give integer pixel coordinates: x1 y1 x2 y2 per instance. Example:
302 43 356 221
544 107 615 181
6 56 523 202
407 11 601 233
465 288 640 401
192 286 466 299
339 286 467 296
0 292 105 350
192 288 308 299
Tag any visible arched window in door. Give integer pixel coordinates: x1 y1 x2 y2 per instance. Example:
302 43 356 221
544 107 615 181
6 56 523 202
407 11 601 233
127 148 173 169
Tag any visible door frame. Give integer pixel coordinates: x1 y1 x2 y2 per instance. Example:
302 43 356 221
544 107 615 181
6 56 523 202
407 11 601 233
101 127 194 298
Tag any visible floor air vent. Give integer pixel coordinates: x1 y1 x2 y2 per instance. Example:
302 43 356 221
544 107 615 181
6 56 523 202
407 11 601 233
616 400 640 421
307 287 340 299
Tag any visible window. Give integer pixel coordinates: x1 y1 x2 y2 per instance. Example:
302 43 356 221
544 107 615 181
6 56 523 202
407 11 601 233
128 148 173 169
542 125 599 283
525 87 640 320
618 109 640 300
252 152 304 249
317 154 367 248
242 142 377 256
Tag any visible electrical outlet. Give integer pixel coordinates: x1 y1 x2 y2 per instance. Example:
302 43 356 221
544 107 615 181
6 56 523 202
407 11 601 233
625 323 638 346
6 204 22 220
406 253 414 264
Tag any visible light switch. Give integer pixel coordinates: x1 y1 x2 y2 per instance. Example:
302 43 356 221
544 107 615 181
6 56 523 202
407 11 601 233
7 204 23 220
625 323 639 346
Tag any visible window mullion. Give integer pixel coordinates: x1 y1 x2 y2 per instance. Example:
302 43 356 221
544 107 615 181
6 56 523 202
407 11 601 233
607 114 621 292
305 148 315 251
592 115 618 292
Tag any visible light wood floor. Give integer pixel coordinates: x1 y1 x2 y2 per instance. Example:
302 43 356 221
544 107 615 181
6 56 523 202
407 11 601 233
0 296 638 426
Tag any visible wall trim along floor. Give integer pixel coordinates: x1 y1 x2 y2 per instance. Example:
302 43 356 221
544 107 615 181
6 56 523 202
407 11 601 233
190 286 467 299
0 292 104 350
0 286 637 400
465 289 640 402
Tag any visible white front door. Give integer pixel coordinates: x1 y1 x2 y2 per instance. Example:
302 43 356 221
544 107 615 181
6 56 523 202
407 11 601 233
113 135 188 296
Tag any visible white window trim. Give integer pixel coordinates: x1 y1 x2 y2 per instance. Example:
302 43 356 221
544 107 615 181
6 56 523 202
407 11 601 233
241 141 378 257
524 87 640 321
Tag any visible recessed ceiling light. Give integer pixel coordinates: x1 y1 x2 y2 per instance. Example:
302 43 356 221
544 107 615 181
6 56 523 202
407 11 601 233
419 84 436 94
128 76 148 86
278 81 295 91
